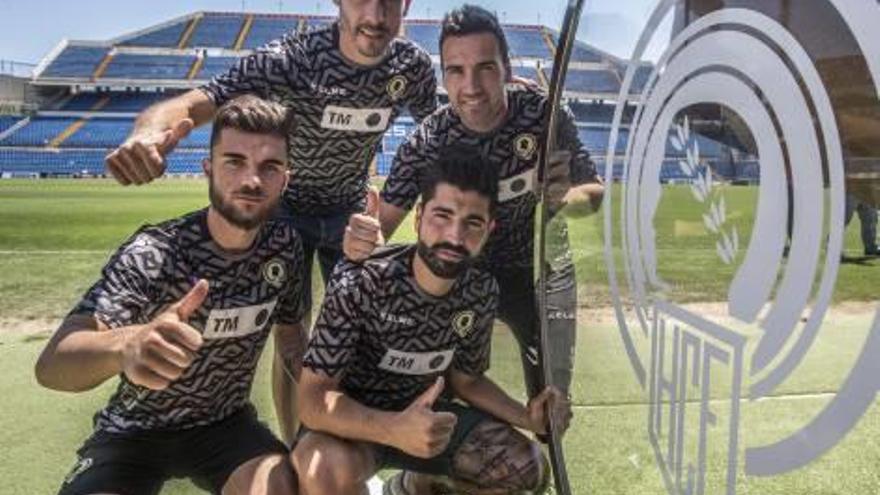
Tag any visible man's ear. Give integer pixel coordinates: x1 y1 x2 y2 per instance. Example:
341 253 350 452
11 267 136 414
487 218 496 234
202 158 211 177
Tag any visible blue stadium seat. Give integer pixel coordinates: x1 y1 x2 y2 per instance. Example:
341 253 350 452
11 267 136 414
64 119 134 148
565 70 620 94
120 20 188 47
406 23 440 53
244 17 299 49
199 57 239 80
0 116 24 134
102 54 195 80
505 28 551 59
177 126 212 149
101 92 169 112
189 14 245 48
0 118 80 146
41 46 107 78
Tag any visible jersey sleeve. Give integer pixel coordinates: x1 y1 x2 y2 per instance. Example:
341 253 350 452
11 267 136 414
68 232 164 329
556 104 599 185
199 35 296 106
274 233 308 325
381 118 434 210
452 277 499 376
301 263 371 378
406 50 438 124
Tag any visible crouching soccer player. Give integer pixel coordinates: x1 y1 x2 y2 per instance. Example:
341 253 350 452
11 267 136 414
293 147 571 495
35 95 307 495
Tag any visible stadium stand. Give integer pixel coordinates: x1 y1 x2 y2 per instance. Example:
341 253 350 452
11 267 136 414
3 11 753 181
119 20 189 47
244 16 300 49
188 14 245 48
40 46 107 78
102 54 196 80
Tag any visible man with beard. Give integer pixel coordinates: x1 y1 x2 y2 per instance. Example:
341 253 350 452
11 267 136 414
36 96 306 495
292 146 570 495
105 0 437 326
344 4 603 402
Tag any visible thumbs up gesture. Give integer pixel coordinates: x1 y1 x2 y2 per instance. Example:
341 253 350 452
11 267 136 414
343 186 385 262
106 118 195 186
391 377 458 458
119 279 208 390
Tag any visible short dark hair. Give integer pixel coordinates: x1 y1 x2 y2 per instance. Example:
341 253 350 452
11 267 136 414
419 145 498 216
439 4 511 77
209 95 293 159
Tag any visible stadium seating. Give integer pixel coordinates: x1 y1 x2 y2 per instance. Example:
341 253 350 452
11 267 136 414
40 46 107 78
244 17 300 49
0 116 23 134
119 20 188 47
63 119 134 148
199 57 238 80
102 54 196 80
304 17 333 30
512 66 540 83
505 27 551 59
0 149 205 176
0 118 80 147
188 14 245 48
61 92 170 112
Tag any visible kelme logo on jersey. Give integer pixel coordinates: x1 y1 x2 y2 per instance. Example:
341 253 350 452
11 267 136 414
452 310 476 338
262 258 287 287
513 133 538 161
387 75 408 100
379 348 455 375
321 105 392 133
64 457 93 485
203 300 278 340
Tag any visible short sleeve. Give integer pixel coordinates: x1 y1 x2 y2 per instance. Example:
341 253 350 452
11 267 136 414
69 232 164 329
200 36 296 106
452 277 499 376
381 119 434 210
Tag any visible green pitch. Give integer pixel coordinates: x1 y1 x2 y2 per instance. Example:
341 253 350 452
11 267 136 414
0 178 878 494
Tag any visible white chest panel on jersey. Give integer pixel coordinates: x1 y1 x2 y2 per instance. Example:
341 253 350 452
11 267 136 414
203 299 278 340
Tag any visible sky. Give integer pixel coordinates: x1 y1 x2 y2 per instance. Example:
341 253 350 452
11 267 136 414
0 0 660 66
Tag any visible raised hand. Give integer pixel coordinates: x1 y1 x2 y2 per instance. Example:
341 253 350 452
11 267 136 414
391 377 458 458
120 279 208 390
106 118 195 186
343 186 385 261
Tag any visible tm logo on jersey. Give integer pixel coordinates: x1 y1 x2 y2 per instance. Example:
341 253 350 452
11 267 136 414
379 348 455 375
203 300 278 340
321 105 392 133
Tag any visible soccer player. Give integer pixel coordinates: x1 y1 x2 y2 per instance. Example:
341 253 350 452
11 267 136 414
844 193 879 256
344 4 604 399
36 96 306 495
105 0 437 319
293 147 570 495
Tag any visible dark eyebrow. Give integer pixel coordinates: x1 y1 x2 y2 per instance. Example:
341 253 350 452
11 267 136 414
221 152 247 160
260 159 286 168
465 213 488 224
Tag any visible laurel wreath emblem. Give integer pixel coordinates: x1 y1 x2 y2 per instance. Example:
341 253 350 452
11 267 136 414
670 117 739 264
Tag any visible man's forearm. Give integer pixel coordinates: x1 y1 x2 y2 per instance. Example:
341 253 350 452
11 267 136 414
379 201 409 241
454 374 531 430
271 324 306 444
133 89 215 134
299 382 397 446
35 317 127 392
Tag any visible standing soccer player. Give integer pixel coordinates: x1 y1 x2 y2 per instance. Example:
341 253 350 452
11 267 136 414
37 96 306 495
106 0 437 311
294 147 570 495
344 4 604 399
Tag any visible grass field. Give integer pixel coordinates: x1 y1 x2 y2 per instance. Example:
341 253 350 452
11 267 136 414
1 178 878 494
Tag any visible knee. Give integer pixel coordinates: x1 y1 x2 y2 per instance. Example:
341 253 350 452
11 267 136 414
291 434 368 492
453 422 549 493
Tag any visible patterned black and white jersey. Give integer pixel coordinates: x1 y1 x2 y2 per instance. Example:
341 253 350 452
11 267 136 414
302 244 498 412
201 23 437 215
381 85 597 271
70 209 306 434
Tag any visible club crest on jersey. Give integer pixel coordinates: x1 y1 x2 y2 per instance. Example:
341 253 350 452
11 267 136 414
513 133 538 161
387 75 408 100
64 457 93 485
262 258 287 287
452 310 476 338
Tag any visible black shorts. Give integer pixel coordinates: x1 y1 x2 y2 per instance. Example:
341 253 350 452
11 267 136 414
58 405 287 495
